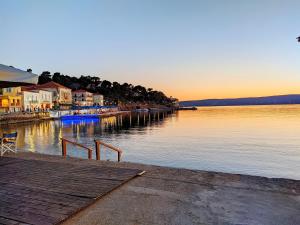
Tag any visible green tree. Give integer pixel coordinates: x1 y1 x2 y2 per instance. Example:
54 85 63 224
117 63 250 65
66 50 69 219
38 71 52 84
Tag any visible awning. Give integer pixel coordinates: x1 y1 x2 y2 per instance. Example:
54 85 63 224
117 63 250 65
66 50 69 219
0 64 39 88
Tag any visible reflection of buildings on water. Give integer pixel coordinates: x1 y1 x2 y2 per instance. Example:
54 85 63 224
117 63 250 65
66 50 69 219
0 120 57 152
96 111 174 134
0 110 175 154
61 118 100 138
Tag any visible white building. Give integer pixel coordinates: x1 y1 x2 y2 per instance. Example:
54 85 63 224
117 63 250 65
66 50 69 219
21 89 53 111
38 82 72 109
23 81 72 109
22 91 40 112
93 94 104 106
38 90 53 110
72 90 94 106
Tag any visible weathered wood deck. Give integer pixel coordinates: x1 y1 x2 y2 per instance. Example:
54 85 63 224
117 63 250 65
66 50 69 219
0 156 142 225
1 152 300 225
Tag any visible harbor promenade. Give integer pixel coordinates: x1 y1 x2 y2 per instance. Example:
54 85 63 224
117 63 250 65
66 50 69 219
1 152 299 225
0 110 130 125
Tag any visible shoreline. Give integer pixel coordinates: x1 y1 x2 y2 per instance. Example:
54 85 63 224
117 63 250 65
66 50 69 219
0 110 131 125
0 108 174 125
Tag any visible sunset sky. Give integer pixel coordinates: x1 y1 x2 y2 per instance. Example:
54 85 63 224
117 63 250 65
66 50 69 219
1 0 300 100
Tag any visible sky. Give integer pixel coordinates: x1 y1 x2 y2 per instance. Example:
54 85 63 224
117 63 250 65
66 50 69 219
1 0 300 101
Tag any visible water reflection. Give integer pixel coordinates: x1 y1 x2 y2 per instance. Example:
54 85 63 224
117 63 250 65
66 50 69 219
0 111 173 158
1 106 300 180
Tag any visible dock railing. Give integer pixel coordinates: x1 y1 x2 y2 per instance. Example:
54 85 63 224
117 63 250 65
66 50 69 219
61 138 93 159
60 137 123 162
94 139 122 162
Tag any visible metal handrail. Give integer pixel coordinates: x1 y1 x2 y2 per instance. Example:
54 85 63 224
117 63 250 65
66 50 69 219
94 139 122 162
60 138 122 162
61 138 93 159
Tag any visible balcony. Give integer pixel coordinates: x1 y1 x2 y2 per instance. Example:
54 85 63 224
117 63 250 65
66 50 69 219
10 103 21 107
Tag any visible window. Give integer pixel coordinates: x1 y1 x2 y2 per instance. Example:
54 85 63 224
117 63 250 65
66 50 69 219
5 88 12 93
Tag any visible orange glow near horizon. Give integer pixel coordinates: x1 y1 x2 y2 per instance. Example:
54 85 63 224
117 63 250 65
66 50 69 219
159 80 300 101
138 62 300 101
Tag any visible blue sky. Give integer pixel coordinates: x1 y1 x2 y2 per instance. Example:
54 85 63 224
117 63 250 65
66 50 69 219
1 0 300 100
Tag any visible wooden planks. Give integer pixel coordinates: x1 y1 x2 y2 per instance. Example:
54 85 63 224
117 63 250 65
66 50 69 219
0 157 142 225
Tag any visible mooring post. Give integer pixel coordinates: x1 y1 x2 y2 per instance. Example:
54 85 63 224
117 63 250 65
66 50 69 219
88 149 92 160
61 139 67 158
118 152 121 162
95 141 100 160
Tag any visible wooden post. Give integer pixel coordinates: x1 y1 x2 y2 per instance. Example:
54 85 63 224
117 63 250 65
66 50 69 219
118 152 121 162
95 141 100 160
61 139 67 158
88 149 92 160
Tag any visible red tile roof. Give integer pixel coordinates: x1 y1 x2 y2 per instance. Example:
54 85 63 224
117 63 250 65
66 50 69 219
72 89 91 93
38 81 71 90
22 81 71 91
21 85 38 91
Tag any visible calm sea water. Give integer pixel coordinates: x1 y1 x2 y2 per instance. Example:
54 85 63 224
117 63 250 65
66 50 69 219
1 105 300 180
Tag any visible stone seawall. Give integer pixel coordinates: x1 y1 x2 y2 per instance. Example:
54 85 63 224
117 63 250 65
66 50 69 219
0 112 51 124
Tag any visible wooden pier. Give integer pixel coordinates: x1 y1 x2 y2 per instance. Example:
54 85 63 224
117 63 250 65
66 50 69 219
0 156 142 225
0 152 299 225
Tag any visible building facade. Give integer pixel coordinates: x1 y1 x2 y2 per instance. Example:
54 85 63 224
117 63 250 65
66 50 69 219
29 82 72 109
0 87 22 113
72 90 94 106
22 91 39 112
22 90 53 112
38 90 53 110
93 94 104 106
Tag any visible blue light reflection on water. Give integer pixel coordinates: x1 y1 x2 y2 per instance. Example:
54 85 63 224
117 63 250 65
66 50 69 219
61 118 100 126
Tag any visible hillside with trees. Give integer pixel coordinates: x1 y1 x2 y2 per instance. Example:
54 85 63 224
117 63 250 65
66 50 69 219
180 95 300 107
38 71 175 106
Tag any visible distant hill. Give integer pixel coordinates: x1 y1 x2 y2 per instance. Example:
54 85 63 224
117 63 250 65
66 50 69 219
180 94 300 107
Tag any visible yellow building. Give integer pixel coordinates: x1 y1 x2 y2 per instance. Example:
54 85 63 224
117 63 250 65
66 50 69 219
0 87 22 113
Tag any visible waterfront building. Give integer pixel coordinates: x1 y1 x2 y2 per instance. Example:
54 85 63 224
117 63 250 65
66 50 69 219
22 91 39 112
72 90 94 106
0 64 39 113
38 90 53 110
21 89 53 111
93 94 104 106
27 81 72 109
0 87 22 113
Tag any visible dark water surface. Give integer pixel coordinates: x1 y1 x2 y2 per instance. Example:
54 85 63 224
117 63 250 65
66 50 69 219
1 105 300 180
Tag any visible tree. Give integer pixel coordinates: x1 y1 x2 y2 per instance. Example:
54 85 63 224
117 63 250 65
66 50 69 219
38 71 52 84
37 72 174 105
